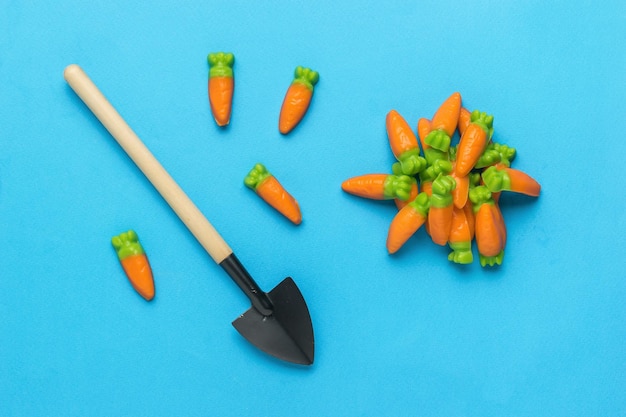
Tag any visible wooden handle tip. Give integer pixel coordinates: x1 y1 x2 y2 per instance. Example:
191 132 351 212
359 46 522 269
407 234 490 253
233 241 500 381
64 64 83 83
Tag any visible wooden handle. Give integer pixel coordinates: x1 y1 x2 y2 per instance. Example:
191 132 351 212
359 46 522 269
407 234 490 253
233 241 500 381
64 64 233 264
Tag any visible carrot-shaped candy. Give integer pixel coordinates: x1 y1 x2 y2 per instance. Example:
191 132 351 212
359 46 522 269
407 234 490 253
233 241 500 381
469 186 505 267
428 174 456 246
111 230 155 301
386 110 427 176
207 52 235 127
482 163 541 197
447 204 474 264
342 174 414 201
386 192 430 254
455 110 494 177
424 92 462 152
244 163 302 225
278 66 319 134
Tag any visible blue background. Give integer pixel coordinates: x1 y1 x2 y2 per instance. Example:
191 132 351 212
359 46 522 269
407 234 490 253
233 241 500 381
1 1 625 416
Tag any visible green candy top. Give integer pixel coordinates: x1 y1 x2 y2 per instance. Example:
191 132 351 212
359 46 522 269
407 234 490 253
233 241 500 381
397 149 427 176
424 130 451 152
430 174 456 208
208 52 235 78
420 157 452 183
383 174 414 201
244 163 272 191
470 110 494 139
481 166 512 193
111 230 145 261
407 192 430 217
468 185 494 211
475 142 517 168
292 66 319 91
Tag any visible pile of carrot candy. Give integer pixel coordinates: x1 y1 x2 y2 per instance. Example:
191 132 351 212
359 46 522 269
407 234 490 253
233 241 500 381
341 92 541 266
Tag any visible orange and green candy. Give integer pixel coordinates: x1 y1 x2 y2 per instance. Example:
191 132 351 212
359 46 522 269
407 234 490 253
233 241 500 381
112 230 155 301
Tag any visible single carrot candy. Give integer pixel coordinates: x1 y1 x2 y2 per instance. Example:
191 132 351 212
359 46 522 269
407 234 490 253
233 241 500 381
386 192 430 254
386 110 427 176
455 110 494 177
207 52 235 127
482 163 541 197
469 186 504 267
428 174 456 246
112 230 155 301
279 66 319 134
341 174 414 201
424 92 462 152
245 163 302 225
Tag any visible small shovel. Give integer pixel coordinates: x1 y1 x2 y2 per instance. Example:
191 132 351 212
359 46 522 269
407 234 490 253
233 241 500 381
64 64 314 365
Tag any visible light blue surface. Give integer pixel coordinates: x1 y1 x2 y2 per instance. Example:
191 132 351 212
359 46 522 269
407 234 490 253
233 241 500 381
1 1 625 415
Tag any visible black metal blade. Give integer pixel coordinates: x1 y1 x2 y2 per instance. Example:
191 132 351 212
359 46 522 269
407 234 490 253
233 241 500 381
232 277 314 365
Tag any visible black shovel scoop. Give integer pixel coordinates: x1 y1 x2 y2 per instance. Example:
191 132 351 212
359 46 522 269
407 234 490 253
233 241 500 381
64 64 314 365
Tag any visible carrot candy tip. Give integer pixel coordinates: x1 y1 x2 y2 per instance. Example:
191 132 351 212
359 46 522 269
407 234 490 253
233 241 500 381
244 163 302 225
111 230 155 301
